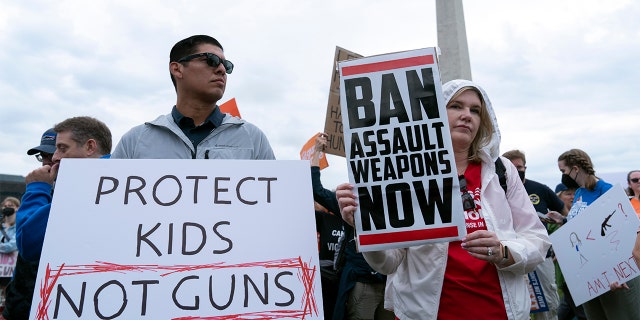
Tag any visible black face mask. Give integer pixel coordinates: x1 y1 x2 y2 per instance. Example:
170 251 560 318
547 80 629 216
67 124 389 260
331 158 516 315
561 168 580 189
518 170 525 183
1 207 15 217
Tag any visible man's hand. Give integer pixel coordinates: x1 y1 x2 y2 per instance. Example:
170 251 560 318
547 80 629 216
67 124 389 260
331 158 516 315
25 164 56 185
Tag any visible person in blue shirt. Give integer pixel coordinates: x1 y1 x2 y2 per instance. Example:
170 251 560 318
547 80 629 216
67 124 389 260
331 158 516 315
16 116 112 263
2 128 57 320
555 148 640 320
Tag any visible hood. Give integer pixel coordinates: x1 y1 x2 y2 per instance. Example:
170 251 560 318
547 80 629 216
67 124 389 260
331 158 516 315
442 79 501 161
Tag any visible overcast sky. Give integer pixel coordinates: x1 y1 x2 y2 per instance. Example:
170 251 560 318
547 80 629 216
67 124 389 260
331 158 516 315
1 0 638 191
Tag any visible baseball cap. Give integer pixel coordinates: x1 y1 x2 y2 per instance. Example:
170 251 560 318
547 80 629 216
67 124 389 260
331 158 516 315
27 128 57 155
555 183 568 193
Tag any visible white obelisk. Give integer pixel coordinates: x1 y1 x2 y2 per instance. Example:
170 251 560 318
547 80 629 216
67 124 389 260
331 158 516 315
436 0 472 82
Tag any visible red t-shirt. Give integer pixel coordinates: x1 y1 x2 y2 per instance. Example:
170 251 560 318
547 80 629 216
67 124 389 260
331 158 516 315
438 162 507 320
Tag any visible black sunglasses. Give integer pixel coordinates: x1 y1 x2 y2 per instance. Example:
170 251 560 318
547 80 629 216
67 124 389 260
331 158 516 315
458 175 475 212
177 52 234 74
631 178 640 184
35 152 53 163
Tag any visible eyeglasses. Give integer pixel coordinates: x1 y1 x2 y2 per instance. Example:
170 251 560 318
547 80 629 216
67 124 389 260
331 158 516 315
35 153 53 163
177 52 234 74
459 175 475 212
631 178 640 184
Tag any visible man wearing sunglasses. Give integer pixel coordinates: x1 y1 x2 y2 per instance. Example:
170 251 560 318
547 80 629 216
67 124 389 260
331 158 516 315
1 118 111 320
26 128 56 167
112 34 274 160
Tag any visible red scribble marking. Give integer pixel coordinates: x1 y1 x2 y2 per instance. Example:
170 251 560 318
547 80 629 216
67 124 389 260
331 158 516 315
296 257 318 317
359 226 459 245
35 257 318 320
35 263 65 320
173 309 309 319
619 203 629 218
341 55 434 76
586 230 595 240
608 230 621 251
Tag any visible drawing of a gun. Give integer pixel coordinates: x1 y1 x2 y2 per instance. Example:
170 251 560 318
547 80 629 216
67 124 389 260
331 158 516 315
601 210 615 236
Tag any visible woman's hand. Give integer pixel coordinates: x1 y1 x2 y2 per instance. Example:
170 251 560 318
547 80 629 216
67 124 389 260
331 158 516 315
609 281 629 291
336 183 357 227
461 230 512 266
546 210 565 225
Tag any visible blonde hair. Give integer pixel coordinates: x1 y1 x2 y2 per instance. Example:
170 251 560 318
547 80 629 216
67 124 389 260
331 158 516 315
558 149 598 190
449 87 494 163
2 196 20 208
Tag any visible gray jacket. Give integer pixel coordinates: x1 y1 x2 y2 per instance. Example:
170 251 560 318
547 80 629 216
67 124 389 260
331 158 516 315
112 113 275 160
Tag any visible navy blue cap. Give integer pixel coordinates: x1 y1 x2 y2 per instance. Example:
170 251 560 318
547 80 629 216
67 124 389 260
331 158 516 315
27 128 56 155
555 183 568 193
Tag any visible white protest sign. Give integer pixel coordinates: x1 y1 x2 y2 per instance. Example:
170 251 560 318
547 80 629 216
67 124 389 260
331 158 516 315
338 47 465 252
550 185 640 306
31 159 323 319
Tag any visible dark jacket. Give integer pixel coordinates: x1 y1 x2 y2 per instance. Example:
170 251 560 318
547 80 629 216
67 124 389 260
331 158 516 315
310 166 386 320
2 255 38 320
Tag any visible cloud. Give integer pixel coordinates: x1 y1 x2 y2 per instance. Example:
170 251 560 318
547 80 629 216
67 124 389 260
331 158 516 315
0 0 638 191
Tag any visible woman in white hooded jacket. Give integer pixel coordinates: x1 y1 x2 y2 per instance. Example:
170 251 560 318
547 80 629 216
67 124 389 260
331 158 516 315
336 79 550 320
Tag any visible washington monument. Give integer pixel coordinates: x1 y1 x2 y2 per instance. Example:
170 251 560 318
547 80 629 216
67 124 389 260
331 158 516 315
436 0 472 82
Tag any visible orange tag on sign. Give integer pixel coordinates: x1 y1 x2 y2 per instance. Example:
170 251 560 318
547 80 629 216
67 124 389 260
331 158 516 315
219 98 241 118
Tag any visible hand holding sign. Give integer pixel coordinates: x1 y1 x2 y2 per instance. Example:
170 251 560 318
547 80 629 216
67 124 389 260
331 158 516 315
300 133 329 170
334 54 551 318
32 159 324 319
336 183 357 227
550 185 640 306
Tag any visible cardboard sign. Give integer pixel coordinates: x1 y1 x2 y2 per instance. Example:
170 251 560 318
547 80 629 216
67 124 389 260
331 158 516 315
338 47 466 251
300 133 329 170
31 159 323 319
323 47 363 157
550 185 640 306
219 98 241 118
0 251 18 277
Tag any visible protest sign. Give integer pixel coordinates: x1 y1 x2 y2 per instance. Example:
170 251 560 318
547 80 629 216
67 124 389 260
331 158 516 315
323 46 363 157
338 47 466 251
550 185 640 306
31 159 323 319
527 271 549 313
0 251 18 277
300 133 329 170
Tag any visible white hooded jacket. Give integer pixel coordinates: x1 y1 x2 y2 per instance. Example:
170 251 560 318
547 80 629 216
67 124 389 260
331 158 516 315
363 79 551 320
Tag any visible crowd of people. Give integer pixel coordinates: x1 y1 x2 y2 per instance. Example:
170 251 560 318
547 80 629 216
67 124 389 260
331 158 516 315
0 34 638 320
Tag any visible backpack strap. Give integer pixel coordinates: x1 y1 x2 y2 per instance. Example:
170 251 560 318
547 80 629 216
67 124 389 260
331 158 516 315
495 158 508 194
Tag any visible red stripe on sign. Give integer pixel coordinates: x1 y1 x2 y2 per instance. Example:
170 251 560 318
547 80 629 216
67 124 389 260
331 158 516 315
358 226 459 246
342 55 434 76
